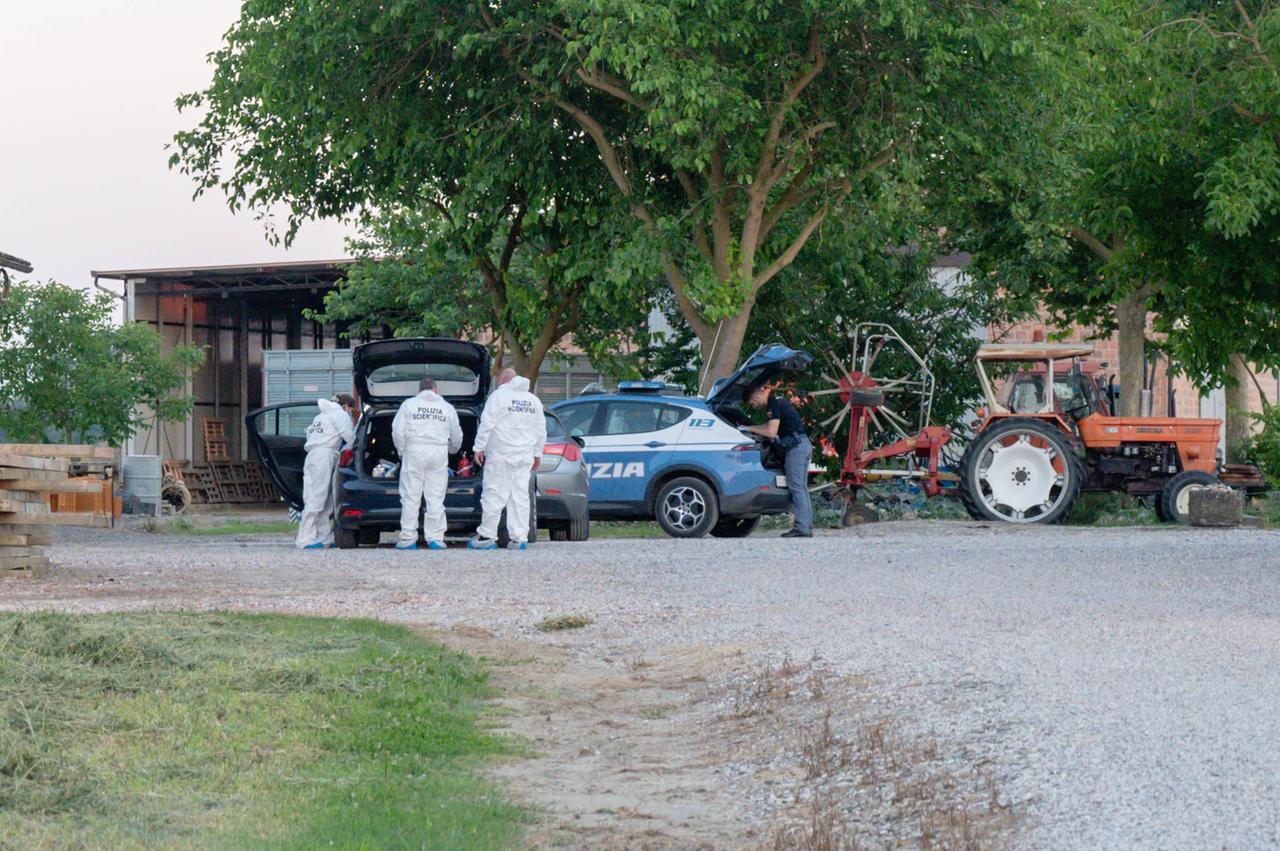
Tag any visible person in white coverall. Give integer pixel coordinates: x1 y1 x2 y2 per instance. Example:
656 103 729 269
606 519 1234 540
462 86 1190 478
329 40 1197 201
470 368 547 550
295 394 360 549
392 376 462 550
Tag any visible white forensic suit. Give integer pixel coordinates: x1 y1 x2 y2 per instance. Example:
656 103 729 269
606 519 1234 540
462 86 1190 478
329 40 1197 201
474 376 547 544
295 398 356 548
391 389 463 547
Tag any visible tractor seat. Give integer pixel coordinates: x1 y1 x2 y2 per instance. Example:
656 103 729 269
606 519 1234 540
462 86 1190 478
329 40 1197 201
846 387 885 407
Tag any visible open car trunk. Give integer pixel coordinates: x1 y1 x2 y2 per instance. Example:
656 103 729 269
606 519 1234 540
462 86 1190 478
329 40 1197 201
360 407 480 478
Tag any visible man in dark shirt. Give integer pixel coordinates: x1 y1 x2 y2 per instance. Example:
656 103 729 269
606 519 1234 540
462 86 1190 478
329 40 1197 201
745 383 813 537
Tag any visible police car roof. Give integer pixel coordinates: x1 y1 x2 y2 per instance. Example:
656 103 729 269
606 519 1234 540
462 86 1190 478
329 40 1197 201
557 393 707 408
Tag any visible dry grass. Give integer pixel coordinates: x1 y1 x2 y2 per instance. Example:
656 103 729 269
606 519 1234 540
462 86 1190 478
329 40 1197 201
535 614 593 632
716 658 1016 850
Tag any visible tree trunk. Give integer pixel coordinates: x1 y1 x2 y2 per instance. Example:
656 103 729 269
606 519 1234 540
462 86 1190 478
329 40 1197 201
1116 287 1147 417
1225 354 1253 464
697 305 755 395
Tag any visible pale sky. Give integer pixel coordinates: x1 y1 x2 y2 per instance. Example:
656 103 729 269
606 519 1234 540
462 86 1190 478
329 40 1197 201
1 1 351 290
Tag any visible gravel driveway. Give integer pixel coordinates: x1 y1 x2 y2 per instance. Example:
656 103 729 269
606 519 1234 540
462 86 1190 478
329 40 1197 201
4 520 1279 848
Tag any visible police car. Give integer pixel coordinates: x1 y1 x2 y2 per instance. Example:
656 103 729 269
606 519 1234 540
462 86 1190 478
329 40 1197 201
550 344 812 538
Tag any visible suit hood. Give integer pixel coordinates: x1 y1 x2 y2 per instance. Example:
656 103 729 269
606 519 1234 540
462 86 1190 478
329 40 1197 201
317 398 342 414
505 376 531 393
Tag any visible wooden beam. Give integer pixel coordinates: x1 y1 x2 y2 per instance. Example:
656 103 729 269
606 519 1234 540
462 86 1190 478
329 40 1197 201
0 453 69 472
0 532 50 546
0 444 113 459
0 511 110 527
0 478 103 493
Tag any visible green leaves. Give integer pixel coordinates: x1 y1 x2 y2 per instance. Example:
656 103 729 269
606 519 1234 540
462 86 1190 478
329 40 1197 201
0 282 203 445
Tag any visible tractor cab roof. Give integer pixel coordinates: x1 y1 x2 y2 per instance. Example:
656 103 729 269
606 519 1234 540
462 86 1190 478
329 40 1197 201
976 342 1095 362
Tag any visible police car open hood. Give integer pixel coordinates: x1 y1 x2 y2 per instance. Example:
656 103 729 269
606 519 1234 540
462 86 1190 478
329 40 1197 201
352 338 491 407
704 343 812 412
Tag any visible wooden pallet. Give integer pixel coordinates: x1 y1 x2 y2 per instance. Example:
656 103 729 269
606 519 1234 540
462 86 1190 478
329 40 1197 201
0 445 112 572
202 418 230 462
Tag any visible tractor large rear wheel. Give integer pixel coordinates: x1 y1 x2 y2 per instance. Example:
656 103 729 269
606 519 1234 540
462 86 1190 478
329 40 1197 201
959 418 1082 524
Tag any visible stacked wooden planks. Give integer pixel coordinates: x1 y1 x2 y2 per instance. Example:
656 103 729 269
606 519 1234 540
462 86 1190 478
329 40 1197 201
0 444 113 571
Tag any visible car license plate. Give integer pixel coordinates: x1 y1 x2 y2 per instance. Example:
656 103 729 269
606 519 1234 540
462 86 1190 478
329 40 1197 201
775 475 787 488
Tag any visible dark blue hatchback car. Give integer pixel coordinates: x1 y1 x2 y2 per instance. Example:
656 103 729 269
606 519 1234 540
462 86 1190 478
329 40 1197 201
248 338 589 547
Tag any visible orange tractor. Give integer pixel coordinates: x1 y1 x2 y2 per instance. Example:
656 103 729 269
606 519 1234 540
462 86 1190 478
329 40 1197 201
819 324 1266 524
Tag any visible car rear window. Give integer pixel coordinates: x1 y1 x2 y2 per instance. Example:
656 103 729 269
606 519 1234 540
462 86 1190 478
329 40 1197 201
545 413 566 439
366 362 480 397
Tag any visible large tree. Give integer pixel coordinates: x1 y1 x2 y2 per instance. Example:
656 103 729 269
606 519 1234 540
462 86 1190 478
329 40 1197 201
477 0 1048 390
0 282 202 445
173 0 1049 392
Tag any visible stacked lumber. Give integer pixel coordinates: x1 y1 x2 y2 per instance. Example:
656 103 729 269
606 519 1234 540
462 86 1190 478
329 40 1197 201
0 445 113 572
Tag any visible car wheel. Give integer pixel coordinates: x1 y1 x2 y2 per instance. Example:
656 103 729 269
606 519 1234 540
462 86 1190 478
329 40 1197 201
655 477 720 538
710 516 760 538
1159 470 1220 524
335 527 359 549
550 514 590 542
358 528 381 546
567 513 589 541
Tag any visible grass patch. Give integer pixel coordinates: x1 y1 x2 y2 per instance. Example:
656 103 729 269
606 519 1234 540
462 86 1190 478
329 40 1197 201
588 521 665 539
159 518 297 536
1064 491 1161 526
0 612 525 850
534 614 592 633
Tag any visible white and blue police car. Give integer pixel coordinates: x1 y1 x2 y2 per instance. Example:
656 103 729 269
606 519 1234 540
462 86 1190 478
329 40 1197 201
550 344 812 538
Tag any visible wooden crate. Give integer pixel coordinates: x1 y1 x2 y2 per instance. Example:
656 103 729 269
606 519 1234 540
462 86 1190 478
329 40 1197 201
0 445 113 573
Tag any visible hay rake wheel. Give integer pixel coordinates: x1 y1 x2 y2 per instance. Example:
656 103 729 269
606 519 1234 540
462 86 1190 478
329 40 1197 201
810 323 951 521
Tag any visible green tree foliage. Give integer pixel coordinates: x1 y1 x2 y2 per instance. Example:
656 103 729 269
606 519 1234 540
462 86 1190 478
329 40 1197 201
172 0 1051 391
0 282 202 445
950 0 1280 392
171 0 648 383
478 0 1049 389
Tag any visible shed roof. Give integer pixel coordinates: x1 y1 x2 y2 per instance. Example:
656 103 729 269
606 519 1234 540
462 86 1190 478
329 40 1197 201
977 342 1095 361
92 259 357 297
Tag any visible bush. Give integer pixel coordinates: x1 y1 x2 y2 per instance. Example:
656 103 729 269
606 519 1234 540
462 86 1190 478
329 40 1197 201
1243 405 1280 486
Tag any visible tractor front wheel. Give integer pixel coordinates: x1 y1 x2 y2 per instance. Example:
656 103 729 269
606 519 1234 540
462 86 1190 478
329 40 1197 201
1158 470 1220 524
959 418 1082 524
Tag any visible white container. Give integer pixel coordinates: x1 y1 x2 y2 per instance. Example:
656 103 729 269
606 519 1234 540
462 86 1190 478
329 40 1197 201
122 454 162 516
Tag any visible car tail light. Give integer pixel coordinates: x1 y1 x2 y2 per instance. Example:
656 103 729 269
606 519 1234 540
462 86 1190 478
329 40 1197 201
540 442 579 473
544 442 580 462
340 508 364 518
339 448 354 468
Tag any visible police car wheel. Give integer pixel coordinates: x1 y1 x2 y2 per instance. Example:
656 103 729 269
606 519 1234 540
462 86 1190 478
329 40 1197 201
655 477 720 538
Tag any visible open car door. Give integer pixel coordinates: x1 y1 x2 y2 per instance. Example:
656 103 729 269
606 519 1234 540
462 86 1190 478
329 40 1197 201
246 402 321 511
705 343 812 415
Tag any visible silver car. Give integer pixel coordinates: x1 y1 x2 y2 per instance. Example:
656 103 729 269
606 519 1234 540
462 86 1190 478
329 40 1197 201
536 411 590 541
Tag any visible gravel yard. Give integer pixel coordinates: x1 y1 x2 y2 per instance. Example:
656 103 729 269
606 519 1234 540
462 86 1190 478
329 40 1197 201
4 519 1280 848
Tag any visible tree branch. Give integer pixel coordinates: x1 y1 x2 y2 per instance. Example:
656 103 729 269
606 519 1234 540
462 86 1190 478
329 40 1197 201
576 66 650 110
1069 226 1115 262
498 204 527 274
752 185 849 293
